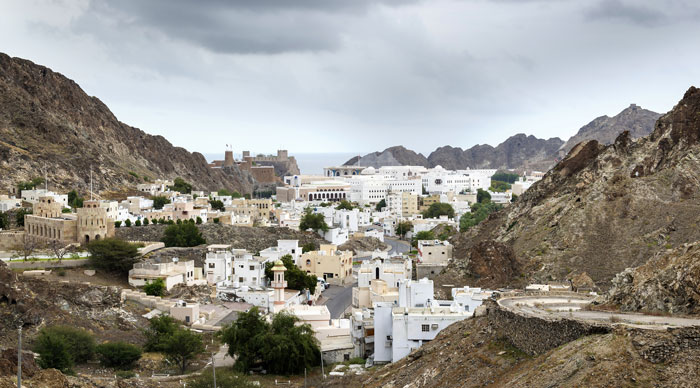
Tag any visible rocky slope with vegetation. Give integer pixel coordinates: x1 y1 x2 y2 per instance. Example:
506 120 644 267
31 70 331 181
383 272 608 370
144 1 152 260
0 53 255 194
116 223 325 254
604 242 700 315
438 86 700 290
331 314 700 388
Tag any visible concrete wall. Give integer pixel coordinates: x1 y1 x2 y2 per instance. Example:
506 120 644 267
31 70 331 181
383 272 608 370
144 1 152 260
486 300 610 356
415 264 446 280
6 259 89 269
0 231 24 250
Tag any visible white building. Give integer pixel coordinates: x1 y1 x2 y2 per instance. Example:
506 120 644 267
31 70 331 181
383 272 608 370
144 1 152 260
259 240 301 265
353 257 412 309
373 278 483 363
0 196 21 212
324 227 349 246
128 258 206 290
204 244 234 284
21 190 68 208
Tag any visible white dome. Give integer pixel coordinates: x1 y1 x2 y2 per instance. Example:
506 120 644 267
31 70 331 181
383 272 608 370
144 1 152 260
361 166 376 175
434 165 445 171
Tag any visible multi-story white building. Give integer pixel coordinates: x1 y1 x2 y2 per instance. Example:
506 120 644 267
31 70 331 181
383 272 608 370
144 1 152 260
259 240 301 265
204 244 235 284
457 169 497 191
21 190 68 207
353 257 412 309
373 278 482 363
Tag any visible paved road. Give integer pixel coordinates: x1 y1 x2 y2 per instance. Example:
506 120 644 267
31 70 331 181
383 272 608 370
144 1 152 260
321 283 356 318
499 295 700 329
384 237 410 255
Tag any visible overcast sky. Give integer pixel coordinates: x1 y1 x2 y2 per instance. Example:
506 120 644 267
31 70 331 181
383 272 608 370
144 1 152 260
2 0 699 156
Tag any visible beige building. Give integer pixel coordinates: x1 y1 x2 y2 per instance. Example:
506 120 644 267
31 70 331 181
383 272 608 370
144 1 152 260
416 240 453 279
299 244 353 285
25 197 114 244
227 198 273 221
419 194 441 213
128 259 206 290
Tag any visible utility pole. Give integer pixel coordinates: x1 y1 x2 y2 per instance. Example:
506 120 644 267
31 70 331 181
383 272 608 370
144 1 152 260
90 166 93 201
17 322 22 388
211 352 216 388
320 351 325 380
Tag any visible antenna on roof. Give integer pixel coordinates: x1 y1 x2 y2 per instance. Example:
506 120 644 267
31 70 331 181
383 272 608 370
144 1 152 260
90 166 93 201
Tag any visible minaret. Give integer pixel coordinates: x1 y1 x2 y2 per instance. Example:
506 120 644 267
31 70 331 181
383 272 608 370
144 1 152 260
271 260 287 308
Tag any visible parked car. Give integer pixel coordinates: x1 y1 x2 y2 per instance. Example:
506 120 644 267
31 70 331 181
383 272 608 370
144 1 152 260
317 277 329 290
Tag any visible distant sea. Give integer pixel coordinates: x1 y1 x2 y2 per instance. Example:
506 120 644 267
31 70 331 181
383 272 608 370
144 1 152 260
202 152 360 175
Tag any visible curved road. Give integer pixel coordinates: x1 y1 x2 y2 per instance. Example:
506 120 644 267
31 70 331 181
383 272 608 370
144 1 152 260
384 237 410 255
498 294 700 329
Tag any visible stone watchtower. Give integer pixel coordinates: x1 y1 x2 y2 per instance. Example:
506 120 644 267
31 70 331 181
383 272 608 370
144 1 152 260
76 200 115 244
277 150 288 160
271 259 288 307
224 150 235 167
34 196 63 218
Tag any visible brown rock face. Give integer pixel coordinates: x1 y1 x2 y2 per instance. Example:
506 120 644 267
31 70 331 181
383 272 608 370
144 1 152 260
465 241 522 287
0 52 255 194
441 86 700 290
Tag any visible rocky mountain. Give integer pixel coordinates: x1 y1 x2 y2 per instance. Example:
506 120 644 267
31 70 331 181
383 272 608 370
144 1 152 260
427 134 564 171
344 146 429 168
604 242 700 315
0 53 255 195
345 105 660 172
436 86 700 290
560 104 661 153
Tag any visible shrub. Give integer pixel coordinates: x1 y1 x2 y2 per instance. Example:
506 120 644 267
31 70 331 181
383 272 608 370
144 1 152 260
125 219 132 227
195 216 202 225
144 278 166 296
34 325 96 372
144 315 179 352
57 268 66 277
162 223 206 247
209 199 225 211
115 370 136 379
213 218 220 224
143 218 150 226
135 219 142 227
88 238 139 275
176 219 182 225
114 221 122 228
188 369 256 388
96 342 142 369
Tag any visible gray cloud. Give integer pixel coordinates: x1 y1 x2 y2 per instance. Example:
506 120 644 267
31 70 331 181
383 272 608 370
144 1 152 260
585 0 666 26
83 0 421 54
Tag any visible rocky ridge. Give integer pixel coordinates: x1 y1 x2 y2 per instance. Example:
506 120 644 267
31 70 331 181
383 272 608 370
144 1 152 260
345 104 659 172
604 242 700 315
560 103 661 152
0 53 255 194
439 86 700 290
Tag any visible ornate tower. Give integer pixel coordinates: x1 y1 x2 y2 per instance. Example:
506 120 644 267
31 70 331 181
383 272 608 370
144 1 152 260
271 259 287 307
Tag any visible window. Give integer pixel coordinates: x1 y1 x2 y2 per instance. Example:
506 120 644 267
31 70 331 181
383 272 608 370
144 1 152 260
208 263 215 268
249 265 255 271
422 324 429 332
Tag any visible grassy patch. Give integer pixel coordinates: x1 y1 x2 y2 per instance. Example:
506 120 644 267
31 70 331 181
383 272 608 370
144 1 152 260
488 338 530 362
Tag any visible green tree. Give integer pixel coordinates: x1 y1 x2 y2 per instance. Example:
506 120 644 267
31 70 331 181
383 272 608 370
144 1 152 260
144 315 179 352
67 190 84 208
301 242 316 253
395 221 413 239
209 199 225 211
95 342 142 369
375 199 386 211
476 188 491 204
299 210 329 233
491 171 520 184
15 208 31 227
0 211 8 229
489 180 511 192
459 202 502 232
162 223 206 247
335 200 354 210
153 196 171 210
195 216 202 225
265 255 317 294
169 177 192 194
16 177 44 192
218 307 320 375
217 188 242 198
88 238 139 275
176 219 182 225
144 278 166 296
163 328 205 374
411 230 435 248
213 218 220 224
34 331 73 373
511 193 518 203
34 325 96 371
124 218 132 227
422 203 455 219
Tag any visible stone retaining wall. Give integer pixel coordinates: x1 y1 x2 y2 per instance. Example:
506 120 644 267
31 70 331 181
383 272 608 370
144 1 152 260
631 327 700 363
7 259 90 269
486 300 610 355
